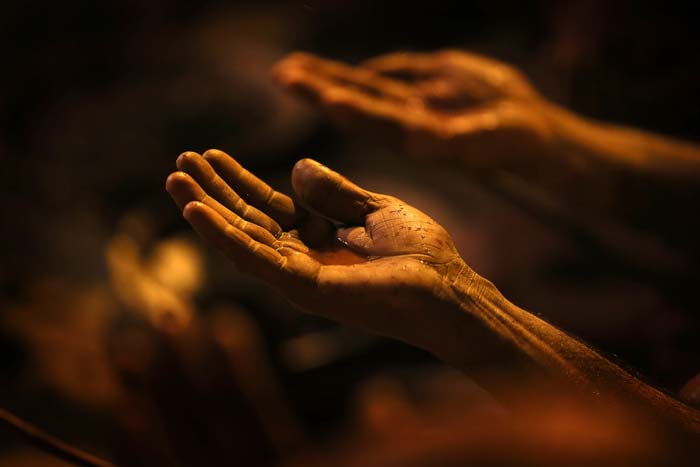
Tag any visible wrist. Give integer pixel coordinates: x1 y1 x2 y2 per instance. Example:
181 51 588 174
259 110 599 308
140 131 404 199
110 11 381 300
541 101 607 168
541 101 696 176
441 263 630 391
439 263 593 384
431 262 503 369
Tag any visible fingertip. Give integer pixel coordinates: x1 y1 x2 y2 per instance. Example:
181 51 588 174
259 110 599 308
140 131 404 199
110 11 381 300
202 148 243 173
293 157 330 174
273 65 305 88
291 158 325 192
202 148 228 161
292 157 319 171
182 200 206 222
176 151 202 171
272 52 310 81
165 171 190 192
323 88 355 108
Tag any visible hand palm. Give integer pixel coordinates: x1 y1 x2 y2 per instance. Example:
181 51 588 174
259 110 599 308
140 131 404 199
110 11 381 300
167 150 465 347
274 50 555 165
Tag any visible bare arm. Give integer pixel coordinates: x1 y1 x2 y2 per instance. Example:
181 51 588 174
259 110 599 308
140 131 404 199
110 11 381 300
538 101 700 226
551 103 700 179
273 51 700 225
165 150 700 435
442 268 700 434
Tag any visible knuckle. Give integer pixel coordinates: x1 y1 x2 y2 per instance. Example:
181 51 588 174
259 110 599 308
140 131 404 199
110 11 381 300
233 196 247 213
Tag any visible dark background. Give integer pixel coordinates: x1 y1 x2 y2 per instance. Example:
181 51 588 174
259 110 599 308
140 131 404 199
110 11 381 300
0 0 698 465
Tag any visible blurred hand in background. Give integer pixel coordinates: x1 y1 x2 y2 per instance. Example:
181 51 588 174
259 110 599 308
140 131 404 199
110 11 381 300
273 51 555 168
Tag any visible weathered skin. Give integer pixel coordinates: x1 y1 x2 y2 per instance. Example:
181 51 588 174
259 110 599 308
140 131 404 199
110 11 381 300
166 150 700 436
167 150 466 353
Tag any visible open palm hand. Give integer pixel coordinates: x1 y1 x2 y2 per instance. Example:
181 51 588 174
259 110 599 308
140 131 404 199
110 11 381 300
273 50 556 166
166 150 468 351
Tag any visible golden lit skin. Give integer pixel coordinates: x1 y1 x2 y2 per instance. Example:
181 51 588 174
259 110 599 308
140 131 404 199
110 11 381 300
166 150 465 354
273 50 700 220
167 149 700 435
273 50 555 169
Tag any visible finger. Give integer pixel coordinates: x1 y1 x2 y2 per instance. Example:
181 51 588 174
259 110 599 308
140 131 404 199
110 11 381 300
443 108 502 136
275 61 398 111
201 149 300 229
274 54 434 135
321 82 436 133
277 63 437 139
176 151 282 236
182 201 285 283
432 49 537 100
291 158 382 225
680 373 700 408
166 172 277 246
367 50 533 104
274 52 416 104
362 51 444 81
371 49 515 79
434 48 518 76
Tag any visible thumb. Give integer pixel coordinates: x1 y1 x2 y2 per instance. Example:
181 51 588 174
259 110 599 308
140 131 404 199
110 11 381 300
291 158 381 225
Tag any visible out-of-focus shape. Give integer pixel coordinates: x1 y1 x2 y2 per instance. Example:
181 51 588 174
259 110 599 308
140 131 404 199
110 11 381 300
105 213 202 331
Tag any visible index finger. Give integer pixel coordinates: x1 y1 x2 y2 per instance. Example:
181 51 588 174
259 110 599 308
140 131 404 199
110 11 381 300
183 201 286 284
362 51 445 81
202 149 302 230
276 64 438 141
274 52 417 105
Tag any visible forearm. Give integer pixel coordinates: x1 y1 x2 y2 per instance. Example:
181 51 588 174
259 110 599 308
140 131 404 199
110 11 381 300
550 103 700 179
437 265 700 434
534 103 700 220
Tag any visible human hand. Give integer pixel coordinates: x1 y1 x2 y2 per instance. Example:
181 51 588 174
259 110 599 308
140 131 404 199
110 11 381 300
273 50 557 167
166 150 469 356
108 307 303 467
